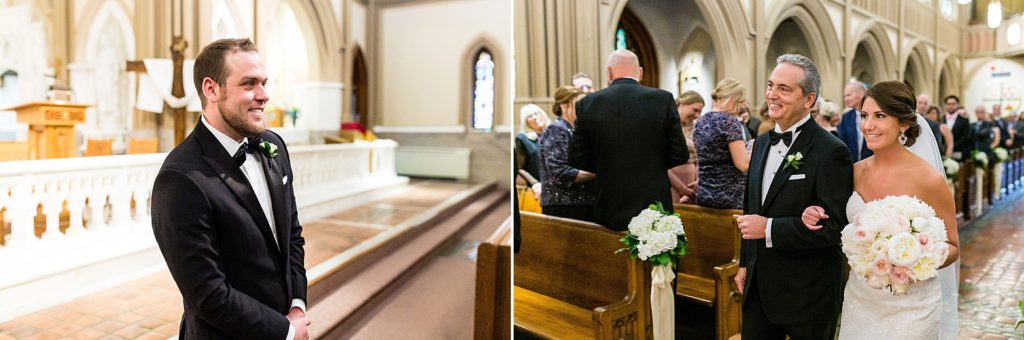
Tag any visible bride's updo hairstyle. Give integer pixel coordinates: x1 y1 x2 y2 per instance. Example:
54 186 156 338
863 80 920 147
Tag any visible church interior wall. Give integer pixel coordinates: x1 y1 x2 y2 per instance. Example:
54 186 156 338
376 0 511 129
961 57 1024 121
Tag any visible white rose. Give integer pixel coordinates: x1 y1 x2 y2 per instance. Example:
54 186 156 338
888 232 923 267
910 217 929 231
911 254 940 280
655 215 682 234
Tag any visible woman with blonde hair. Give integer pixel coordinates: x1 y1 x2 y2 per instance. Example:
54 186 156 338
515 104 551 185
538 85 596 220
692 78 750 209
670 91 705 203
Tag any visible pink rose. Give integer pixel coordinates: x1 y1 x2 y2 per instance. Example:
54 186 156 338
866 273 884 289
873 258 892 275
917 233 929 247
891 266 910 285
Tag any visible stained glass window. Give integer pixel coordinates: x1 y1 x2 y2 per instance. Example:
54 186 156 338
472 49 495 131
616 28 627 50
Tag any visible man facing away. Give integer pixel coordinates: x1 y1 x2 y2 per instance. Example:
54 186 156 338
151 38 310 339
569 49 688 231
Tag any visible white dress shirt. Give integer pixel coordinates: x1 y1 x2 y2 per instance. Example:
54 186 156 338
201 116 306 339
761 114 812 248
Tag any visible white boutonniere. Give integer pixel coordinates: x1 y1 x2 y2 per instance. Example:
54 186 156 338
784 152 803 170
259 141 279 158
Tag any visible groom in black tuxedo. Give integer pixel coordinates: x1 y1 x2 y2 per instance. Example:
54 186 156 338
151 38 310 339
736 54 853 339
569 49 688 231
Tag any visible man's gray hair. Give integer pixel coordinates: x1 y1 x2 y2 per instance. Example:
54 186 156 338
776 54 820 97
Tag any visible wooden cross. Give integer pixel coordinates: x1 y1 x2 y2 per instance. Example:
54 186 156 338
125 36 189 146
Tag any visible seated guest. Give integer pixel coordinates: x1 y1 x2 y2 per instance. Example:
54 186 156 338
516 104 550 191
539 86 596 220
670 90 705 203
693 78 750 209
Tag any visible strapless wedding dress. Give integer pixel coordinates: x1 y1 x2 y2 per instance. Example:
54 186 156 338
838 192 940 340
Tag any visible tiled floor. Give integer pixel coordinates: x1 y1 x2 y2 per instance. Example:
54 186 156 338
958 191 1024 340
0 180 473 339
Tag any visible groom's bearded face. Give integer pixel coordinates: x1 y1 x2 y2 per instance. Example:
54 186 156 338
765 63 813 123
218 51 269 138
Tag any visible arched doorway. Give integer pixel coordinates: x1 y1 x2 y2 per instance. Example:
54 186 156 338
615 7 658 88
903 44 932 96
351 46 368 128
765 19 814 82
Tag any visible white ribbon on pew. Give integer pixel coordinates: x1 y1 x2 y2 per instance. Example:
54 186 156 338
651 264 675 340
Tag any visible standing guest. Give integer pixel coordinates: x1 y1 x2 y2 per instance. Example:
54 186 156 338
838 81 871 161
944 95 973 160
571 72 595 94
151 38 310 340
516 104 550 191
670 91 705 203
739 106 755 141
569 49 688 231
539 86 596 221
693 78 750 209
925 105 954 158
993 104 1013 148
917 94 946 158
974 105 1000 162
818 99 841 137
1008 110 1023 147
747 104 763 138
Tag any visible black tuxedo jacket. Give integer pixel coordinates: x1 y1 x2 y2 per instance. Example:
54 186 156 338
569 78 688 230
949 114 973 159
740 119 853 326
151 121 306 339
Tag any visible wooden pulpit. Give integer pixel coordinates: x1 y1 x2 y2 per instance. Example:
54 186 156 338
5 102 90 159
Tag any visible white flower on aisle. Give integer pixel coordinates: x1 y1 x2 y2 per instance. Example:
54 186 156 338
617 202 688 340
994 147 1009 163
841 195 948 295
942 158 959 179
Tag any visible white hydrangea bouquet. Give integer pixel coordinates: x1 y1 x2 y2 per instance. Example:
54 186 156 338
616 202 687 340
972 150 989 167
994 147 1009 163
616 202 688 266
841 195 949 295
942 158 959 179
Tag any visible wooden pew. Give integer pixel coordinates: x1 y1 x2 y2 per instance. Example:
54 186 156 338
515 212 650 339
953 162 967 226
672 203 742 340
474 219 512 340
965 158 978 222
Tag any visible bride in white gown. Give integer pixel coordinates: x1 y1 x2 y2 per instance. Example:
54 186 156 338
801 81 960 339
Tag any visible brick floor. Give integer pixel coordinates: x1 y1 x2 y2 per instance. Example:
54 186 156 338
958 190 1024 340
0 180 473 339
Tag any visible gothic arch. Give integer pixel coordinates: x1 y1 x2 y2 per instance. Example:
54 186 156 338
903 43 933 96
460 35 507 131
282 0 343 81
851 23 897 83
937 56 960 98
211 0 242 39
75 0 135 63
602 0 748 86
765 0 842 97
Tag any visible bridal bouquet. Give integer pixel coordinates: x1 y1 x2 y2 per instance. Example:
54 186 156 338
841 195 949 295
616 202 687 340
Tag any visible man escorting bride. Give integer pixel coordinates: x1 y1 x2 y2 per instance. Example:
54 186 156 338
735 53 960 340
802 80 960 339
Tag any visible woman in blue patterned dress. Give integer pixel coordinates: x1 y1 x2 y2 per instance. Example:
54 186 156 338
538 86 596 221
693 78 751 209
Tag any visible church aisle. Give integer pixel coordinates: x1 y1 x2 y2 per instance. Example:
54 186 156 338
342 197 510 339
958 192 1024 340
0 180 475 339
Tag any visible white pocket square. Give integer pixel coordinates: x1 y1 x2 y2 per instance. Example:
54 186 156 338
282 175 289 185
789 174 806 180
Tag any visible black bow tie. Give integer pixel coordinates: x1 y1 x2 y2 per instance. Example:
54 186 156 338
769 124 806 147
233 136 262 166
